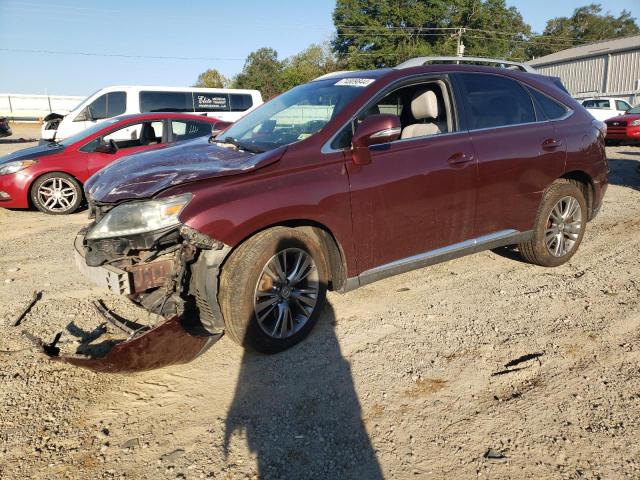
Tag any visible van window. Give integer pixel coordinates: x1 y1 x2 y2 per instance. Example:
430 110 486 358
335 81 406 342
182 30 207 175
527 88 568 120
194 93 229 112
140 92 194 112
230 94 253 112
87 94 107 120
457 73 535 130
107 92 126 117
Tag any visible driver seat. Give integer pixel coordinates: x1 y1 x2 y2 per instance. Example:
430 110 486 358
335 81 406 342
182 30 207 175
401 91 441 139
139 123 157 145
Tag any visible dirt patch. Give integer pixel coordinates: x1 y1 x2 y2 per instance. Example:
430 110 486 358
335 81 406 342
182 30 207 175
0 146 639 478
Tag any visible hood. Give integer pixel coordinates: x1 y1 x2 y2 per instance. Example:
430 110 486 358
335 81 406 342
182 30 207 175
605 113 640 123
86 137 285 204
0 143 64 164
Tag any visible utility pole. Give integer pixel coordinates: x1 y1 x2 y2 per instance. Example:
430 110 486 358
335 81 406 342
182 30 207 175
452 27 466 61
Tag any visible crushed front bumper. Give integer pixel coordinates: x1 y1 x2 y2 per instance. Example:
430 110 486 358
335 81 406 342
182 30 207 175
24 312 220 373
74 234 132 294
37 228 227 373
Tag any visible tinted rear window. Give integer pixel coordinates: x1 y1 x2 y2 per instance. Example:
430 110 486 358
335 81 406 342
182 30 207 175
230 94 253 112
140 92 194 112
457 73 535 130
582 99 610 109
527 88 568 120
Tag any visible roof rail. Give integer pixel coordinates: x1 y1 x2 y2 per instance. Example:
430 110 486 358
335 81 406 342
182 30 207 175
396 56 537 73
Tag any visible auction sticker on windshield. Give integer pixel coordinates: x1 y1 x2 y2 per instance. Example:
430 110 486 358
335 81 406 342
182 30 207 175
335 78 375 87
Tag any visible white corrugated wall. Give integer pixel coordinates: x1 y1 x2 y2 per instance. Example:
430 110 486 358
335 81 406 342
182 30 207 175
533 49 640 105
534 56 606 95
608 50 640 93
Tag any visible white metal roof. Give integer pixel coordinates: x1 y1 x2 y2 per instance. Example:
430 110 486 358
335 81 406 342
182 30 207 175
528 35 640 67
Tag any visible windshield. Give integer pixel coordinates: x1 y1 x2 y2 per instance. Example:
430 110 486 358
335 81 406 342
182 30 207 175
218 79 370 151
59 118 120 146
627 104 640 114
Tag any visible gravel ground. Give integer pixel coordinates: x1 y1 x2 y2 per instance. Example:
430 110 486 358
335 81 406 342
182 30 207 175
1 127 639 479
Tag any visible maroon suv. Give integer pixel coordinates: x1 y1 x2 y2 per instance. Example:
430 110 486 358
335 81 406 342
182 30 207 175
75 61 609 355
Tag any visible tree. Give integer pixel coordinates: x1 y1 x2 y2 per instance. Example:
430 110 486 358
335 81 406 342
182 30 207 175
232 48 285 100
528 4 640 58
193 68 229 88
332 0 531 69
280 43 340 91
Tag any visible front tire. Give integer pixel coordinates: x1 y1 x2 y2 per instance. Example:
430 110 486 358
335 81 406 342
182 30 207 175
518 180 587 267
31 172 82 215
218 227 328 353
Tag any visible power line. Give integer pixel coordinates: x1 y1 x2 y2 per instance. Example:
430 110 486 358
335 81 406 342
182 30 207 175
0 48 244 61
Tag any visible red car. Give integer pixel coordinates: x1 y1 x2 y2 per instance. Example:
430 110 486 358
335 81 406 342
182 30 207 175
65 59 609 368
605 103 640 145
0 113 225 214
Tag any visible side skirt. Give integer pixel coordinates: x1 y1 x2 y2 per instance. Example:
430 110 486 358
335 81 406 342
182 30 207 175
343 229 533 292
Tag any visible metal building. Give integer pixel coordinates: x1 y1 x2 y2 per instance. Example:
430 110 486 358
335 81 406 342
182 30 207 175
528 35 640 106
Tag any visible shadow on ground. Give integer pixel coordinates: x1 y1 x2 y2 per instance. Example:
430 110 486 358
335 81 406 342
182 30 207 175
0 138 38 144
608 158 640 191
223 303 383 479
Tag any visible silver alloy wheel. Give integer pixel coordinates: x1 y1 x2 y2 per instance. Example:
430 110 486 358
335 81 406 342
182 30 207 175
545 195 582 257
254 248 320 339
37 177 78 212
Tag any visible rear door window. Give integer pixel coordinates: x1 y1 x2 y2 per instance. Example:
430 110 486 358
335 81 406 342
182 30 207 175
140 92 194 112
171 119 212 141
230 94 254 112
194 93 229 112
457 73 535 130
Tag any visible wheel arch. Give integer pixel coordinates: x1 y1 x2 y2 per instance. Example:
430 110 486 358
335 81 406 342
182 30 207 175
559 170 595 219
228 219 348 292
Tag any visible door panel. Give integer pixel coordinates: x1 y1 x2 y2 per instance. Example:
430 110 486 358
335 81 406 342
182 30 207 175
86 143 166 176
471 122 565 236
347 132 477 273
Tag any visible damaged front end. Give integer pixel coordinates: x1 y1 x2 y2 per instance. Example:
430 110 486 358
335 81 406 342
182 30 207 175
27 194 229 372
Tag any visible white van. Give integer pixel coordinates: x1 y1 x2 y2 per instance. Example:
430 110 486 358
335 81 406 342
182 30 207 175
41 86 263 142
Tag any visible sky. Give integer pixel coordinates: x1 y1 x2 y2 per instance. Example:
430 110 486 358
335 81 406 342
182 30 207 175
0 0 638 96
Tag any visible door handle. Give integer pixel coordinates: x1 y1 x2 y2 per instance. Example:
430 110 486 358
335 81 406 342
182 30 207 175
542 138 563 150
447 152 474 166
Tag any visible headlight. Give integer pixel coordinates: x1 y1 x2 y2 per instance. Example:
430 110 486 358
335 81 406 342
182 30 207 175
86 193 192 240
631 119 640 127
0 159 37 175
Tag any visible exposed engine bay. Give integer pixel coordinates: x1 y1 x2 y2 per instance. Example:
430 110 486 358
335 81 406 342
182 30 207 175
24 200 230 372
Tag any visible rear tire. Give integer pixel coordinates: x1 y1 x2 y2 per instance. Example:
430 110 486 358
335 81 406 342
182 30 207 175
31 172 82 215
518 180 587 267
218 227 328 353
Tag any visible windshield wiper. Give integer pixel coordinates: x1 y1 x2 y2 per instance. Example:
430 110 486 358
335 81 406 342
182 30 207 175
211 136 265 154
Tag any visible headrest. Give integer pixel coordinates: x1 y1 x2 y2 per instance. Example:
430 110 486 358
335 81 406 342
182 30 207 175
411 90 438 120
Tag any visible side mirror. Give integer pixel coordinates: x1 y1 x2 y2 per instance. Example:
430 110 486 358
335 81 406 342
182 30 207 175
352 114 401 165
94 139 117 154
211 120 233 137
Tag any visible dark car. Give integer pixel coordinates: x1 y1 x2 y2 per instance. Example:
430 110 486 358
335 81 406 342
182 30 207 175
74 58 609 357
0 113 225 214
0 117 11 138
604 103 640 146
